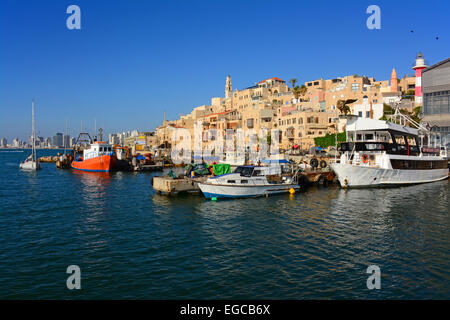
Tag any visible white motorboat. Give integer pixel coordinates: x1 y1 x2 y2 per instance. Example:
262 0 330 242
20 100 41 171
331 112 448 188
198 165 300 199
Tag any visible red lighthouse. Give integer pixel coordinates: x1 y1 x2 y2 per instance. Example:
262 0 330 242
412 52 428 105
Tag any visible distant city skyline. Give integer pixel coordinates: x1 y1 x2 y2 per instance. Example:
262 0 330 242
1 0 450 141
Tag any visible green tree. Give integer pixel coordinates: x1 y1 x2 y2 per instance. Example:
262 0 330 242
314 131 347 148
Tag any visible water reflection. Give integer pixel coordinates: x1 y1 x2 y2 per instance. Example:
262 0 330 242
71 170 113 256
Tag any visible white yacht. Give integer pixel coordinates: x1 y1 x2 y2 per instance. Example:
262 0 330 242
20 100 41 171
198 165 300 199
331 114 448 188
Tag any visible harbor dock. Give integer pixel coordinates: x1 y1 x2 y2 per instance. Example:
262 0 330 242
152 176 209 195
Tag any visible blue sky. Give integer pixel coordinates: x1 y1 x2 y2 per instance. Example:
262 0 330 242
1 0 449 141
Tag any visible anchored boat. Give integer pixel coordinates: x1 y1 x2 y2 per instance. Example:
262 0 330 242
198 165 300 199
331 112 449 188
20 100 41 171
72 140 116 172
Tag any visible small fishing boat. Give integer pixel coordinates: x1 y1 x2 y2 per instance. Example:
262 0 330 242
72 141 116 172
198 165 300 199
20 100 41 171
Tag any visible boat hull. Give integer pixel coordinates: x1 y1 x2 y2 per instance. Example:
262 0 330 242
331 163 449 188
20 161 41 170
71 154 116 172
198 182 300 199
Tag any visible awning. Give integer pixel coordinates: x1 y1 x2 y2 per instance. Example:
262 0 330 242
261 159 289 164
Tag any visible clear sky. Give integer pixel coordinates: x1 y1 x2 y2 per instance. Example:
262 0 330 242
1 0 449 141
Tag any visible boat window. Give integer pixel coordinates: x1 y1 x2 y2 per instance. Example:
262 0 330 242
376 133 390 142
406 136 417 146
240 180 248 184
239 167 254 177
365 143 384 150
234 166 244 174
99 147 103 152
393 134 406 145
227 180 236 183
365 134 374 141
252 169 263 176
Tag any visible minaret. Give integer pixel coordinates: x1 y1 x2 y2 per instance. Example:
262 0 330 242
412 52 428 105
390 68 398 92
225 75 232 99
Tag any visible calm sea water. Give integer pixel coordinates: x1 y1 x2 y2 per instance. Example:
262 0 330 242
0 149 449 299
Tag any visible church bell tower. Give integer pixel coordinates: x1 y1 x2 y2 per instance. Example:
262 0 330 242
225 75 232 99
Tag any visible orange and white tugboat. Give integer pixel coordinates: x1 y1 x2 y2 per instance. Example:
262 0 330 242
71 132 116 172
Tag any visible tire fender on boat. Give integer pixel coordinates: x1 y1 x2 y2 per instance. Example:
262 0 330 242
310 158 319 168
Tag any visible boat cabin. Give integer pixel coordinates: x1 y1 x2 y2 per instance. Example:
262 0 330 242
340 118 438 156
209 165 292 185
83 141 114 161
233 165 282 177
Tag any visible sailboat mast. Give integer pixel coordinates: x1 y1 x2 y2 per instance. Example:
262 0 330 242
64 118 68 155
32 100 36 162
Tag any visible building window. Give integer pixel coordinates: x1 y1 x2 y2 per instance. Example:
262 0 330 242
358 111 363 117
366 111 370 118
352 83 360 91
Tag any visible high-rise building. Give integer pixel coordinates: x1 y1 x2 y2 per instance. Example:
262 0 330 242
13 138 20 148
53 133 63 148
63 135 70 148
109 133 120 145
0 138 7 148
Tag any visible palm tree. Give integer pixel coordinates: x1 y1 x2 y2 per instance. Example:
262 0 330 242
337 99 358 115
292 86 301 100
289 78 297 89
299 85 308 101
